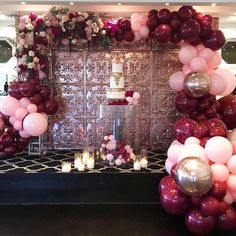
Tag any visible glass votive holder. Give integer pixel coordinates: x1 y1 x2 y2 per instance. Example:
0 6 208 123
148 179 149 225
74 153 82 168
82 147 89 165
87 153 95 170
133 155 141 171
61 161 72 173
140 149 148 169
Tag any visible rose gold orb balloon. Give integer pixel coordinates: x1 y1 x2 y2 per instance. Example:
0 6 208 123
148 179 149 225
228 128 236 154
184 72 210 97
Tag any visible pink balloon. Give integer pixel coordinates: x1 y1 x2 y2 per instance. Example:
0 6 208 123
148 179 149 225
227 155 236 174
0 96 20 116
223 190 234 204
19 97 31 108
9 116 17 125
19 130 31 138
208 51 221 69
140 15 148 26
13 120 23 131
0 118 4 129
167 144 183 163
133 92 140 100
208 72 227 95
131 13 140 21
205 137 233 164
41 112 48 121
196 43 205 52
134 31 142 41
185 137 200 145
165 158 174 175
131 20 141 31
199 48 214 63
182 65 191 76
15 107 28 121
23 112 48 136
170 139 183 146
227 174 236 191
139 25 149 38
211 163 229 182
190 57 208 72
178 45 198 65
126 96 134 104
27 103 38 113
133 99 139 105
169 71 185 92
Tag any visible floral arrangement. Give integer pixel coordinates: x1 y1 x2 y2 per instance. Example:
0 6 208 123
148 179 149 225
108 90 141 105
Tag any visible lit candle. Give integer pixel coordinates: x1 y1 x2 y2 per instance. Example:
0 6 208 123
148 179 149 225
141 158 148 169
61 161 72 173
94 149 101 160
77 163 85 172
82 148 89 165
87 156 95 170
133 161 141 171
74 155 82 168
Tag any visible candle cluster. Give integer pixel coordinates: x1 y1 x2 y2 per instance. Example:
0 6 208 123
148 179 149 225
133 149 149 171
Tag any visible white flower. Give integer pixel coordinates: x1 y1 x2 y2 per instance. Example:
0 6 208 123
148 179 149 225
86 20 92 26
101 30 106 36
27 62 35 69
19 39 25 46
101 143 106 148
27 23 35 30
40 31 46 37
33 57 39 63
91 22 97 29
29 51 35 57
93 27 99 33
24 43 29 48
26 18 31 24
83 12 89 19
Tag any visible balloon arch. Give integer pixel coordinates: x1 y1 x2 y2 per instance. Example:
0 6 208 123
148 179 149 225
0 5 236 234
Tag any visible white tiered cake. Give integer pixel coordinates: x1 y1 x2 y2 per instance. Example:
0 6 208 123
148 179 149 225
107 62 125 100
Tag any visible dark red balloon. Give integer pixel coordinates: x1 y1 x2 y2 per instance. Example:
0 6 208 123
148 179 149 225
217 206 236 231
4 145 17 157
209 126 226 137
30 93 42 105
195 113 208 122
7 126 19 138
44 97 59 115
200 20 212 37
157 8 171 24
0 143 5 152
147 16 158 31
119 19 131 31
193 124 208 139
169 18 181 31
115 33 124 42
8 81 23 100
200 195 220 216
158 175 176 193
154 24 171 43
174 118 198 144
179 19 201 42
124 30 135 42
178 6 196 15
148 9 158 18
218 201 229 215
20 82 36 98
37 103 45 113
218 95 236 130
185 207 215 235
0 113 10 127
205 106 217 118
170 11 180 20
175 92 198 114
202 30 226 51
191 196 202 206
203 14 213 23
28 77 40 86
200 137 210 148
17 137 30 146
160 186 190 215
209 181 227 201
200 118 227 133
2 133 14 146
170 32 181 44
198 99 210 111
39 85 51 99
178 7 193 21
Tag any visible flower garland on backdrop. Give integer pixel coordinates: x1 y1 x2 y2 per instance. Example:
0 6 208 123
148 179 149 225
0 5 235 234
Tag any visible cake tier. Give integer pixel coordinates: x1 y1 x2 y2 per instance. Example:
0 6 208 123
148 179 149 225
110 75 124 89
107 89 125 100
112 63 123 73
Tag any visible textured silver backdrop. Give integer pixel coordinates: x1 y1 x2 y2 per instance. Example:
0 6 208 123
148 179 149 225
45 43 181 150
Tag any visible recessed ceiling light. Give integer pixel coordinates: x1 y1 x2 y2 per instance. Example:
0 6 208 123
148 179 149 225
165 3 170 6
211 3 216 7
20 1 26 4
70 2 74 5
117 2 122 6
233 12 236 15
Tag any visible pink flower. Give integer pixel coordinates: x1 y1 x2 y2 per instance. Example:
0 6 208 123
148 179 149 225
106 154 114 161
20 16 28 27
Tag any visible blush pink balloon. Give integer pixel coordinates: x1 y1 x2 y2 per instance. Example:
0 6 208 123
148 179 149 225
0 96 20 116
208 72 227 95
19 130 31 138
178 45 198 65
185 137 200 145
15 107 28 121
227 155 236 174
208 51 221 69
205 137 233 164
167 144 183 163
190 57 208 72
196 43 205 52
134 31 142 41
170 139 183 146
227 174 236 191
133 99 139 105
131 19 141 31
169 71 185 92
140 15 148 26
13 120 23 131
182 65 192 76
133 92 140 100
211 163 229 182
199 48 214 63
126 96 134 104
19 97 31 108
27 103 38 113
165 158 175 175
9 116 17 125
139 25 149 38
41 112 48 121
131 13 140 21
223 190 234 204
23 112 48 136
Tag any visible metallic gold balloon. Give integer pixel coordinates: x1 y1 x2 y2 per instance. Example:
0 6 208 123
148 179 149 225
172 156 213 197
184 72 210 97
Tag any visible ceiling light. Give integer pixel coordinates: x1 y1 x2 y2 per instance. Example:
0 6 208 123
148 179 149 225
117 3 122 6
70 2 74 5
233 12 236 15
20 1 26 4
165 3 170 6
211 3 216 7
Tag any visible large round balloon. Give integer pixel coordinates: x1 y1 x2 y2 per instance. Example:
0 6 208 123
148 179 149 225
154 24 171 43
0 96 21 116
184 72 210 97
175 92 198 114
202 30 226 51
172 156 213 196
179 19 201 42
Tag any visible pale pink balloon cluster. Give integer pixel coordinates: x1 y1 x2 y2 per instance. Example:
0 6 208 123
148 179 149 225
169 43 236 96
126 91 141 105
166 136 236 204
0 96 48 138
130 13 150 41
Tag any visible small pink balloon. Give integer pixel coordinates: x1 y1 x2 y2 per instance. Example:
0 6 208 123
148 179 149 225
133 92 140 100
167 144 183 164
170 139 183 146
13 120 23 131
126 96 133 104
178 45 198 65
208 51 221 69
139 25 149 38
27 103 38 113
182 65 192 76
199 48 214 63
196 43 205 52
190 57 208 72
0 96 20 116
133 99 139 105
15 107 28 121
134 31 142 41
208 72 227 95
9 116 17 125
41 112 48 121
185 137 200 145
165 158 174 175
211 163 229 182
140 15 148 26
223 190 234 204
19 97 31 108
169 71 185 92
19 130 31 138
227 174 236 191
227 155 236 174
205 137 233 164
131 13 140 21
131 19 141 31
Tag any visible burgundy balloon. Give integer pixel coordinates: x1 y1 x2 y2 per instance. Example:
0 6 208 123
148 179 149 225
7 126 19 138
191 196 202 206
44 97 59 115
175 92 198 114
8 81 23 100
119 19 131 31
205 106 218 118
218 201 229 215
169 18 181 31
200 137 210 148
20 81 36 98
0 113 10 127
28 77 40 86
158 175 176 193
178 5 196 14
157 8 171 24
154 24 171 43
170 32 181 44
2 133 14 146
174 118 198 144
147 16 159 31
170 11 180 20
115 33 124 42
160 186 190 215
4 145 17 157
178 7 193 21
218 95 236 130
217 206 236 231
200 118 227 133
203 14 213 23
190 38 202 46
193 124 208 139
194 12 204 22
179 19 201 42
209 181 227 201
17 137 29 146
115 27 124 36
124 30 135 42
195 113 208 122
37 103 45 113
148 9 158 18
185 207 216 235
39 85 51 99
200 195 220 216
30 93 42 105
202 30 226 51
0 143 4 152
209 126 227 137
198 99 210 111
200 20 213 37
